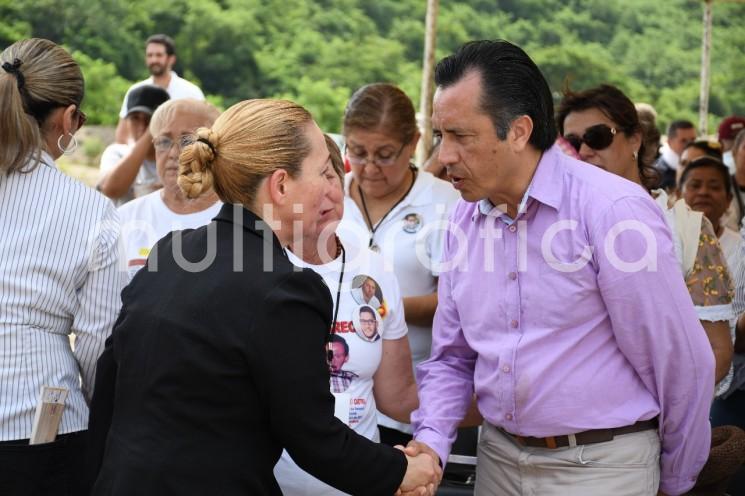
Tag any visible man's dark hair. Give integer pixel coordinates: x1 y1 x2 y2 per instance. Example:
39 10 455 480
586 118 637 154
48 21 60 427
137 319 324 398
434 40 557 150
359 306 376 319
667 120 695 139
146 34 175 56
679 157 732 193
330 334 349 355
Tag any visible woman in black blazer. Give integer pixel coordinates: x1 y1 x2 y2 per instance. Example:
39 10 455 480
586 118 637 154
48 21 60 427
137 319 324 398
87 99 440 495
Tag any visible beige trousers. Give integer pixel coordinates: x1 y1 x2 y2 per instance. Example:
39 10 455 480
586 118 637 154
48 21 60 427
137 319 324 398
474 422 661 496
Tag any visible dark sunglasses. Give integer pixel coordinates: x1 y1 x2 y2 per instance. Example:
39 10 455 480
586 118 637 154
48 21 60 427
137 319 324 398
565 124 617 152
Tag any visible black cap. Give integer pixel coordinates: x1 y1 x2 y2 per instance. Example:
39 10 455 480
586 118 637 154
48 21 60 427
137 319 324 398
125 84 170 117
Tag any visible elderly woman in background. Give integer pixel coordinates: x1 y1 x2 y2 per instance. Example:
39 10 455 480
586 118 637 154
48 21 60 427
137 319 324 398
0 39 125 495
339 83 461 446
674 139 723 192
679 157 741 274
87 99 440 496
117 98 222 279
557 84 734 389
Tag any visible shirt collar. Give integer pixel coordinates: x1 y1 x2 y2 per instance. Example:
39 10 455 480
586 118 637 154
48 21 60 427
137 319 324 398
214 203 286 255
661 144 679 170
471 144 564 221
39 150 57 169
145 71 179 86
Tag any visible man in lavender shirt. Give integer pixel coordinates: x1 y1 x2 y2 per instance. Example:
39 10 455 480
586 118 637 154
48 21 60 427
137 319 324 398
403 40 715 496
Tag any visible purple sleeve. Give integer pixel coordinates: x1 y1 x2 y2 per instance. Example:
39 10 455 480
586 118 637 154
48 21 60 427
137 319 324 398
593 196 714 495
412 208 478 465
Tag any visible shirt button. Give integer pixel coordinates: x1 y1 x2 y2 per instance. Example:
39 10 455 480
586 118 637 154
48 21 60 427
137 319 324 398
508 225 517 232
508 272 517 280
502 365 511 373
505 413 513 421
510 319 518 328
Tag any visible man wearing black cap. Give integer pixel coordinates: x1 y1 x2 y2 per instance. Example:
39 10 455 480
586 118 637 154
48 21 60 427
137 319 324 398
98 85 170 205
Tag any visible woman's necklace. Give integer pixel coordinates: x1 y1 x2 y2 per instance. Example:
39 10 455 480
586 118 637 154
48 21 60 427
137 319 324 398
357 165 418 252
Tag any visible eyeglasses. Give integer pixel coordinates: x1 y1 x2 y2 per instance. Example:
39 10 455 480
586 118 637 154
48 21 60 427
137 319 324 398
564 124 617 153
153 134 195 154
359 319 376 325
75 109 87 130
344 142 406 167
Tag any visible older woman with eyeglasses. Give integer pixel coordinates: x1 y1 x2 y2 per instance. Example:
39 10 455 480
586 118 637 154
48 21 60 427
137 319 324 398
339 83 461 446
116 98 222 279
557 84 735 392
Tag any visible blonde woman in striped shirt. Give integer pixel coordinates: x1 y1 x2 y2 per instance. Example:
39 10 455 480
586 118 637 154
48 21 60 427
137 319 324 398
0 38 125 495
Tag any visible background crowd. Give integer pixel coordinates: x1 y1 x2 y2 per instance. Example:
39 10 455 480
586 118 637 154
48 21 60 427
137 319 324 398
2 4 745 496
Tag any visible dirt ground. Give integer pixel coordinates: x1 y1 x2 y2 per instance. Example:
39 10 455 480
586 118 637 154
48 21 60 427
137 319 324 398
57 126 115 187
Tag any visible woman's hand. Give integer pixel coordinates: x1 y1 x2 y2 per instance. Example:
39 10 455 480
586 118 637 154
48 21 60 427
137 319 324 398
395 446 441 496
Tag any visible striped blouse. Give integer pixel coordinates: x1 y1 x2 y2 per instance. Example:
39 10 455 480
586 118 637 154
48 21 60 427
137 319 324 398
0 151 125 441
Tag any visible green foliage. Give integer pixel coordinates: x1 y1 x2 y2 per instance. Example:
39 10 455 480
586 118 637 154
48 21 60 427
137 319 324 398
2 0 744 134
72 51 131 125
81 135 105 165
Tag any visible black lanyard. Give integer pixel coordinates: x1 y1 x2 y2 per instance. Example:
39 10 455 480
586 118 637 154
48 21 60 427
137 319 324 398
358 165 418 251
326 240 346 364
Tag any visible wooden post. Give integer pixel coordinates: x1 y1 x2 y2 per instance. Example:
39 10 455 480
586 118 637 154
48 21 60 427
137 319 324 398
416 0 439 166
699 0 713 135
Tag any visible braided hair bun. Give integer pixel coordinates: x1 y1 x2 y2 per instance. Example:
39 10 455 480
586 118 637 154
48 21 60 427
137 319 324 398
178 127 217 199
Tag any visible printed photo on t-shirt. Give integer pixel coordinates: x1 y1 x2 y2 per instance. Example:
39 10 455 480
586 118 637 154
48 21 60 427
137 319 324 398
327 334 358 393
352 305 382 343
351 274 384 310
402 212 423 233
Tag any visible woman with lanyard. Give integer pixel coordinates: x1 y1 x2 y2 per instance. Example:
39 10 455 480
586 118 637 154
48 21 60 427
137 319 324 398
0 39 125 495
274 135 422 495
86 99 440 496
339 83 460 446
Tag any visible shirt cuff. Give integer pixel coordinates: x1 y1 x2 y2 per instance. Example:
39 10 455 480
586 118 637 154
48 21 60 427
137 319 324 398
694 303 735 322
414 427 452 468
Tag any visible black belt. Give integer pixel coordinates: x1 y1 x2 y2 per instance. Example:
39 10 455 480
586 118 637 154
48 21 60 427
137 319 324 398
0 430 85 447
498 418 659 449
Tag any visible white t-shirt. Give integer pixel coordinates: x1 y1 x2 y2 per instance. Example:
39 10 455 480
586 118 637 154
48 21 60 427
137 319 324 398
119 71 205 119
99 143 160 206
117 190 221 280
274 236 408 496
339 169 459 433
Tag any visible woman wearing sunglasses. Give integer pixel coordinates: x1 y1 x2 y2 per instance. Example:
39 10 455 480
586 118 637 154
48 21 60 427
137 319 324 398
339 83 461 446
0 39 125 495
557 84 734 391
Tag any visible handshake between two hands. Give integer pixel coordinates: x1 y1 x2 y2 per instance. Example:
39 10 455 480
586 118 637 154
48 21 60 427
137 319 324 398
394 440 443 496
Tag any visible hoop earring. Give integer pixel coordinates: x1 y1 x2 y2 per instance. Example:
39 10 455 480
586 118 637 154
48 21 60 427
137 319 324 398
57 133 78 155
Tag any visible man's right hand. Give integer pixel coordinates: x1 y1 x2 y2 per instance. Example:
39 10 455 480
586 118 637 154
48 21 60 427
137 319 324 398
395 444 441 496
402 440 441 468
